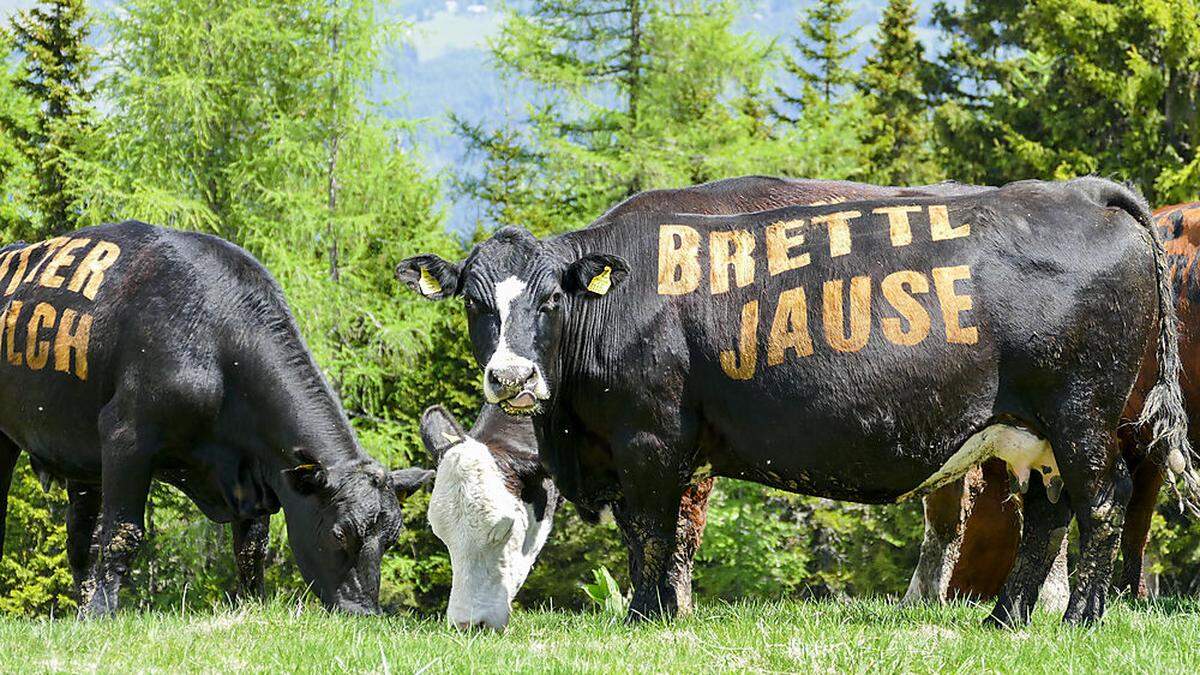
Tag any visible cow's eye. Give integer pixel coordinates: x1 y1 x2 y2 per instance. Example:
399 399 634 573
466 297 494 315
540 291 563 313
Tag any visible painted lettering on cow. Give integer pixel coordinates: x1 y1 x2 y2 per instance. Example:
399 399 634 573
652 204 977 380
0 237 121 381
717 266 979 380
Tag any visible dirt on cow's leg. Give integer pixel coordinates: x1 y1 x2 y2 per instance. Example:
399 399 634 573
0 438 19 560
903 467 980 604
81 413 156 619
984 477 1072 628
669 477 714 614
1116 458 1163 597
65 481 103 596
232 515 270 601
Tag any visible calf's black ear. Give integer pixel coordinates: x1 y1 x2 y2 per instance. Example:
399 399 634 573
563 253 629 297
284 448 328 496
391 468 436 501
396 254 460 300
419 405 467 464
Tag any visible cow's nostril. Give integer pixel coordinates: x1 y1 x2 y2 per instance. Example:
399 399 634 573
491 364 533 388
454 621 472 631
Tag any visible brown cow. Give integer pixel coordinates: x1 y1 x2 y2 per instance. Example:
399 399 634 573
907 201 1200 605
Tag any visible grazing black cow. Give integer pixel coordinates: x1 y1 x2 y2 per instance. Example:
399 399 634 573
413 176 993 630
400 177 1194 626
0 221 433 616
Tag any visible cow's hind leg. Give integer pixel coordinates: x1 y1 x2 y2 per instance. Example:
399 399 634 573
81 409 157 618
1054 424 1132 625
1116 457 1163 597
232 515 270 601
984 476 1071 627
66 481 102 596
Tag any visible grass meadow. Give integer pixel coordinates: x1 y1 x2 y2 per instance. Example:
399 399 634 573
0 597 1197 673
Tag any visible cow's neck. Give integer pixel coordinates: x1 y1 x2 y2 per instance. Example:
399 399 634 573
235 298 368 473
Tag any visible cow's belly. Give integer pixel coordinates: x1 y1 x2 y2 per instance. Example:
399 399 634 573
710 421 1055 504
0 380 105 479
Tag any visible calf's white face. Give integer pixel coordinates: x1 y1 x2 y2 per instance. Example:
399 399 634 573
426 435 553 631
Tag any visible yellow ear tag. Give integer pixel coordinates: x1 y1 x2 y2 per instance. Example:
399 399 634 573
587 265 612 295
418 267 442 296
441 431 461 444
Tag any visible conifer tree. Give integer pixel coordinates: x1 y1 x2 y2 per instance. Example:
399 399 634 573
9 0 94 237
457 0 797 236
933 0 1200 202
774 0 859 121
858 0 940 184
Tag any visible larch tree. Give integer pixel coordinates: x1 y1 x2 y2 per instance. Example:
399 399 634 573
64 0 474 610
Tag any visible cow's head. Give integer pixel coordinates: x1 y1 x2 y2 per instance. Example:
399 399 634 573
419 405 559 630
397 227 628 412
282 451 433 614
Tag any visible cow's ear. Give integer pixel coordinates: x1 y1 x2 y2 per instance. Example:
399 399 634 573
284 449 328 496
396 254 460 300
419 405 467 464
390 468 435 501
563 253 629 297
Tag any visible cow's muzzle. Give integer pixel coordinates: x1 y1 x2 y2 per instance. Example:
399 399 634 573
484 361 547 413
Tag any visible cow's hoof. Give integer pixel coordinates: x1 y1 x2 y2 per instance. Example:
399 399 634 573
79 589 118 619
983 605 1028 629
78 603 117 620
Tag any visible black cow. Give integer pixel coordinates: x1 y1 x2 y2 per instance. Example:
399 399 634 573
400 178 1194 627
413 175 994 630
0 221 433 616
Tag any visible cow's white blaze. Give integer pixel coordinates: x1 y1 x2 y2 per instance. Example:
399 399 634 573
483 276 549 404
901 424 1060 501
427 435 553 630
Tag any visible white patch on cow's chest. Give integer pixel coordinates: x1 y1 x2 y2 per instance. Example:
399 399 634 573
899 424 1060 501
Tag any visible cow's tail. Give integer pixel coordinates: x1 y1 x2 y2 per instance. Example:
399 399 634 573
1073 178 1200 514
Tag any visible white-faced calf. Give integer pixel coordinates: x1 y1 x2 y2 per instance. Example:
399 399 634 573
419 404 560 630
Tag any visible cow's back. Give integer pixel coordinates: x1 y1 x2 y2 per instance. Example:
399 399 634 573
594 176 990 223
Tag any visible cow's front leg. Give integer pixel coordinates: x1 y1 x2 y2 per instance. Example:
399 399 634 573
0 438 19 559
670 477 714 614
65 481 103 595
232 515 270 600
615 477 714 618
612 433 687 623
81 416 155 618
902 466 979 604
